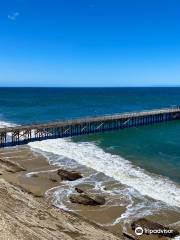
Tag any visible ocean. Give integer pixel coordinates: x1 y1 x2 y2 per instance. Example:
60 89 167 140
0 87 180 226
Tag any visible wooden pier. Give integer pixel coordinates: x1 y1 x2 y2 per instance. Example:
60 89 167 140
0 107 180 147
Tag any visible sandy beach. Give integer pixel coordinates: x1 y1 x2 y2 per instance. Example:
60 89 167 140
1 0 180 237
0 146 179 240
0 146 121 240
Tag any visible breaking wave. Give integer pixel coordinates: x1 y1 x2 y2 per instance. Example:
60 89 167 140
28 138 180 208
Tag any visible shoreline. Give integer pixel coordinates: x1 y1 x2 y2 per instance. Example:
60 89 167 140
0 146 121 240
29 137 180 208
0 145 179 239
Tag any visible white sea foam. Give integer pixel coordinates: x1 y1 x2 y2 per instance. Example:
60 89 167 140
0 120 17 128
26 169 59 178
0 120 31 142
174 234 180 239
0 120 18 143
28 138 180 208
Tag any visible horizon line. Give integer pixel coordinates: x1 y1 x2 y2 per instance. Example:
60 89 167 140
0 86 180 88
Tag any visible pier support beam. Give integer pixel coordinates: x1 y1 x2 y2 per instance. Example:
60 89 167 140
0 107 180 147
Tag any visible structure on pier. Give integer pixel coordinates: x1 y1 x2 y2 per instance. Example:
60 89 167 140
0 107 180 147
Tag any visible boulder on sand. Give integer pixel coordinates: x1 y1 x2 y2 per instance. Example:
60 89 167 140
57 169 82 181
75 187 84 194
75 183 94 192
69 193 105 206
131 218 179 238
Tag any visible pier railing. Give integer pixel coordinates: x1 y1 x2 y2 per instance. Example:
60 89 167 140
0 106 180 147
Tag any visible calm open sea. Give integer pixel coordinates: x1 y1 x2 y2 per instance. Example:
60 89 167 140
0 87 180 214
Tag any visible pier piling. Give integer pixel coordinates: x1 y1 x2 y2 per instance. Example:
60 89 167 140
0 107 180 147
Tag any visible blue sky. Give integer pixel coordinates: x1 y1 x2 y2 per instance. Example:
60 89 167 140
0 0 179 87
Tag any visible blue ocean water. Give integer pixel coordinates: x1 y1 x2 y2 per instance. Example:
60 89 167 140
0 87 180 183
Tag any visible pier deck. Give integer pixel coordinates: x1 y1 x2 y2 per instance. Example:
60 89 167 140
0 107 180 147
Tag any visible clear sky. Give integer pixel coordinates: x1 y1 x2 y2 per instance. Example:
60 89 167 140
0 0 179 87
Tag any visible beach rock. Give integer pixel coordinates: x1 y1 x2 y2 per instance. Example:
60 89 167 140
69 193 105 206
88 194 105 205
75 187 84 193
75 183 94 192
131 218 179 238
57 169 82 181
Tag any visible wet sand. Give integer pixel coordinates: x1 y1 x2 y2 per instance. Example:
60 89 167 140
0 146 179 240
0 146 120 240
